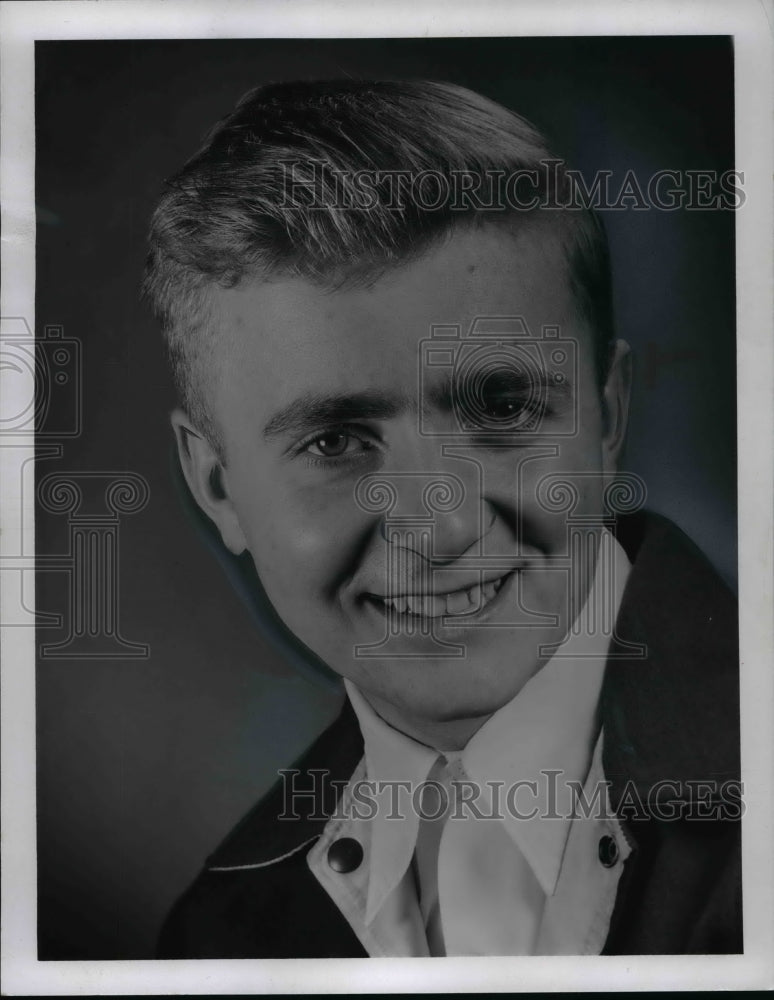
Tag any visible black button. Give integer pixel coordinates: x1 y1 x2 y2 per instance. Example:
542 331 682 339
327 837 363 874
598 834 619 868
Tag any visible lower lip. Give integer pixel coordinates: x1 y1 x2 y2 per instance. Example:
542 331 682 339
363 570 520 638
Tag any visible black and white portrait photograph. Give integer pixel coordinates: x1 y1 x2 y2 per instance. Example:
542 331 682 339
1 0 772 994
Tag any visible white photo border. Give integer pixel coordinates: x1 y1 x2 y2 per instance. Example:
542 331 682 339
1 0 772 993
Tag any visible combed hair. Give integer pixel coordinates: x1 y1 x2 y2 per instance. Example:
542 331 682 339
143 79 614 455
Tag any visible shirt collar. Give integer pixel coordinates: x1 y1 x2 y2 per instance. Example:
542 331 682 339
343 678 438 924
344 529 631 916
462 529 631 895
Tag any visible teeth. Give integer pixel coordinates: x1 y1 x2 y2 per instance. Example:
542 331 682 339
429 595 447 617
405 594 423 616
403 594 447 618
446 589 471 615
381 575 509 619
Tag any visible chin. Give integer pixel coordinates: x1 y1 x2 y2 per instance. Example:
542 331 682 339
372 661 535 725
408 695 508 725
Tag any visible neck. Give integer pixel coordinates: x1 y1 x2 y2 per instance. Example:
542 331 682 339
359 690 494 752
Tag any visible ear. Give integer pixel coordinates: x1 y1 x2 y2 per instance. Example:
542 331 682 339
170 408 247 555
600 339 632 476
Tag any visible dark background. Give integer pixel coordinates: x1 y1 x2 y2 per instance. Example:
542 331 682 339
35 37 736 959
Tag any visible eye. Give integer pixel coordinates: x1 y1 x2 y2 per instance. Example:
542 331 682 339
476 382 546 429
307 431 355 457
481 394 531 420
452 367 548 433
299 426 378 464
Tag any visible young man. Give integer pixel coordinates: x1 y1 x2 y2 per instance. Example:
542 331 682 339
144 80 740 956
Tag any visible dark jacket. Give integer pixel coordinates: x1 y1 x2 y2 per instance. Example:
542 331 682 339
158 511 742 957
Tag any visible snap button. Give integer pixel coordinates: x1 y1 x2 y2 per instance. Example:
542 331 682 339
598 834 619 868
327 837 363 874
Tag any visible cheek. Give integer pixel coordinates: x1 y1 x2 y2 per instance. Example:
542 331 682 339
509 431 605 546
235 474 370 598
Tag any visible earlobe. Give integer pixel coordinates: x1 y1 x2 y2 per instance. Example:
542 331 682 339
170 409 248 555
601 340 632 476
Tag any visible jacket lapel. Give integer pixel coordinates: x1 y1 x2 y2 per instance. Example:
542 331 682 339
206 696 363 871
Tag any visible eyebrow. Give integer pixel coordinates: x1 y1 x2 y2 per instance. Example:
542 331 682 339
263 367 572 440
262 390 411 440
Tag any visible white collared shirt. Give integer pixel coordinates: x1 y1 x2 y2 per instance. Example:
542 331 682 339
307 530 633 956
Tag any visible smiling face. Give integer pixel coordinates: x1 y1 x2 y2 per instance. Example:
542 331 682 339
175 224 630 748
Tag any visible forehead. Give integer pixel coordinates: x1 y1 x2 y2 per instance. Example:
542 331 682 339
207 224 591 425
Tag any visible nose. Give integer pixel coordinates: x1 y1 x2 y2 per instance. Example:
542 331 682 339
365 451 494 566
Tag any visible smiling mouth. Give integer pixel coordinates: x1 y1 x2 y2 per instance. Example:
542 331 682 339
368 572 514 620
